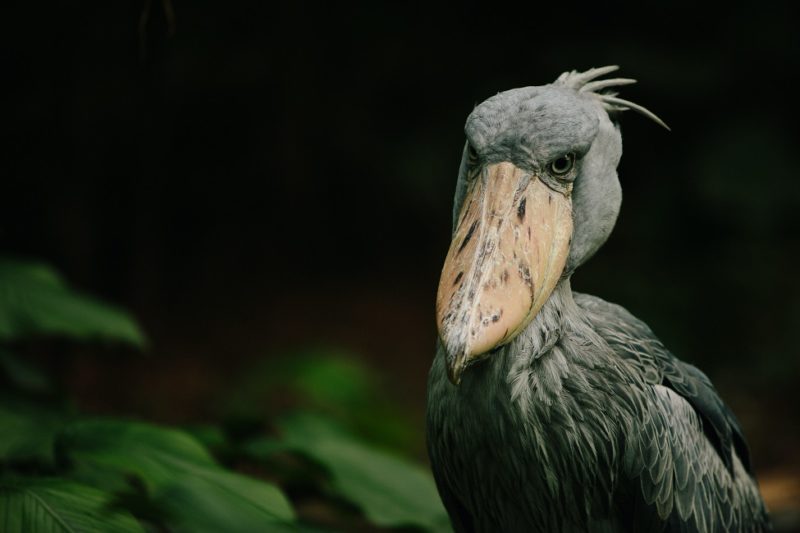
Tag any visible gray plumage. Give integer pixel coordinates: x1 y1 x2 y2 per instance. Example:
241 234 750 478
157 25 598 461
426 67 771 532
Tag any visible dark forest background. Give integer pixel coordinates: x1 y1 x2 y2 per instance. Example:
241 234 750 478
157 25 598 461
2 0 799 527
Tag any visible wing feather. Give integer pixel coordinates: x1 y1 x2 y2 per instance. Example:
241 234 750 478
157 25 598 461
575 293 771 532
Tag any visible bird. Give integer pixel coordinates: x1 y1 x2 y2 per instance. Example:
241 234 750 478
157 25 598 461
426 66 772 533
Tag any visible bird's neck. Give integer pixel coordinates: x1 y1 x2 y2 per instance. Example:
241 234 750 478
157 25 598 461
498 277 606 413
508 277 580 361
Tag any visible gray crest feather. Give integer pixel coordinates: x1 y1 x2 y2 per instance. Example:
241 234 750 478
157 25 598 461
555 65 670 131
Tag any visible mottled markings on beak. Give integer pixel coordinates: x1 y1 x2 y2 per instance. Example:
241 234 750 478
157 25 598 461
437 162 573 380
456 195 476 231
457 220 479 254
519 264 533 289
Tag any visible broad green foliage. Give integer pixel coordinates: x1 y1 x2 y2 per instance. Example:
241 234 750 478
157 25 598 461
156 475 297 533
60 420 296 530
0 257 450 532
0 258 145 347
0 400 70 465
0 478 143 533
272 413 451 532
60 419 217 490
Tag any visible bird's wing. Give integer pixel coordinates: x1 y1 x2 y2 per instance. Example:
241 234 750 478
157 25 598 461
575 293 771 532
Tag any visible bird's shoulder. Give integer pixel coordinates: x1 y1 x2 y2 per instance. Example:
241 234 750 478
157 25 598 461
574 293 770 531
573 292 752 476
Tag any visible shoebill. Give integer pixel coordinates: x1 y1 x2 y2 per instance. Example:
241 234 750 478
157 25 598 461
427 66 771 532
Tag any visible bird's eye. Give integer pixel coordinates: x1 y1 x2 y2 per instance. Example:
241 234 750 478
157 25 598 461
549 153 575 177
466 144 479 166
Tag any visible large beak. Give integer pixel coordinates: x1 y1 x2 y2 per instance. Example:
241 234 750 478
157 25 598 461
436 162 573 384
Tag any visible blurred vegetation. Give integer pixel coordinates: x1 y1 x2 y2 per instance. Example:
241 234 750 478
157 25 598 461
0 256 450 532
2 2 798 529
4 0 798 482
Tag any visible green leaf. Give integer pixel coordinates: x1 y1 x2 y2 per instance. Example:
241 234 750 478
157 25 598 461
59 419 216 491
60 419 296 531
0 257 146 347
0 399 70 465
0 477 144 533
157 472 298 533
274 413 450 532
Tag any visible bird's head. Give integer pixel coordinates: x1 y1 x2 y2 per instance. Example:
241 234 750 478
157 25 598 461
436 66 667 384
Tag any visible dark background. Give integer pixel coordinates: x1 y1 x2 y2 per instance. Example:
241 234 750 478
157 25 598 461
3 0 799 517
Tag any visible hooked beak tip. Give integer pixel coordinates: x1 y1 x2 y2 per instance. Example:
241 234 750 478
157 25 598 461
447 364 463 386
445 349 467 386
